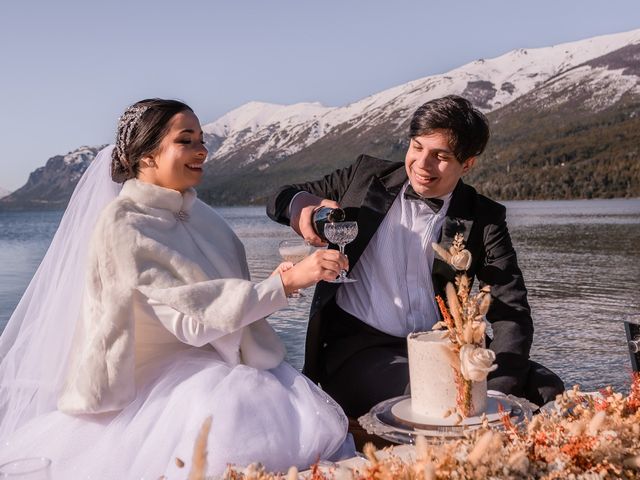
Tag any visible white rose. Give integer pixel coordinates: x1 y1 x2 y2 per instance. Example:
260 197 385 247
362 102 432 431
450 249 472 271
459 344 497 382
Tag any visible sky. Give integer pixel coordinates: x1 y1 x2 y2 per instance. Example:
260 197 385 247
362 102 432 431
0 0 639 191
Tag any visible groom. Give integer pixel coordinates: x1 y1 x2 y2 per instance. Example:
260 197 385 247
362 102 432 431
267 95 564 418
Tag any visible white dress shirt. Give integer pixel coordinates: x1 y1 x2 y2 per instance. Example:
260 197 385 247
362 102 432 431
335 182 452 337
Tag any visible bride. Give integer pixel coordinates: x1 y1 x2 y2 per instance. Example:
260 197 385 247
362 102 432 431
0 99 352 478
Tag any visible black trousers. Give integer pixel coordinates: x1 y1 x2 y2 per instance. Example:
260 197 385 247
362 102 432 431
320 300 565 418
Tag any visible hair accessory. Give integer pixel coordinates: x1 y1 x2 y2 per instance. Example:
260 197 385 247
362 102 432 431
115 104 152 167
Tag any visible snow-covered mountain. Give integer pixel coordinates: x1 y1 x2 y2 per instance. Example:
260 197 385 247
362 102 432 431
1 145 104 209
3 28 639 209
201 28 640 171
505 43 640 113
0 187 10 199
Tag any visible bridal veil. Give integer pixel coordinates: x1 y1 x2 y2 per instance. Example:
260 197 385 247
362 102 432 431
0 146 120 440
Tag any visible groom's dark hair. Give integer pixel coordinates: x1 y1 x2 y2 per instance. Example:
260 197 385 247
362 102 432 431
409 95 490 163
112 98 193 183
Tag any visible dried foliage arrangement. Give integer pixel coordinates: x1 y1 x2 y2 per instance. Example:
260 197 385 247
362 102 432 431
208 375 640 480
431 233 496 417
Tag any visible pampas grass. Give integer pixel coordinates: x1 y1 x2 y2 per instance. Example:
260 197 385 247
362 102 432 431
189 416 212 480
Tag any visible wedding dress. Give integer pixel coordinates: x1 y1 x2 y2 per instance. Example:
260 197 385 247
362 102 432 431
0 146 349 478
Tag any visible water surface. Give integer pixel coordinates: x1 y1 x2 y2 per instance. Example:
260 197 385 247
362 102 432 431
1 199 638 393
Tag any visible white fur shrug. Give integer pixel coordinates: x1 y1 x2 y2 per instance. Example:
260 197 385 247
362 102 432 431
58 179 288 414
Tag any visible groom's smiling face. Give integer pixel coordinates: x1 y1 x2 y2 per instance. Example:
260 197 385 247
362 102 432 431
141 111 208 193
405 129 475 199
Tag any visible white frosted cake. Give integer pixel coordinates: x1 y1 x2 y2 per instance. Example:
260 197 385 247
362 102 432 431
407 331 487 418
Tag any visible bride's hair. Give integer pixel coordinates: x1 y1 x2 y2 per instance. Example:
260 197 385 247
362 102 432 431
111 98 193 182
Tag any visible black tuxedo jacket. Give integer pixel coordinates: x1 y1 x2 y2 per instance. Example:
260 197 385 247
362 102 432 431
267 155 534 397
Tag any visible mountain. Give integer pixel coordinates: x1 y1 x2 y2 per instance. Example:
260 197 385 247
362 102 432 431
201 28 640 175
3 29 640 210
0 146 104 210
0 187 10 200
468 43 640 199
196 28 640 204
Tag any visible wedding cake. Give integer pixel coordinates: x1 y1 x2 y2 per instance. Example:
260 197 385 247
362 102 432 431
407 331 487 418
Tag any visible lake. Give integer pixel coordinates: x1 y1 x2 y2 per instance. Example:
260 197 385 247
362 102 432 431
1 199 639 393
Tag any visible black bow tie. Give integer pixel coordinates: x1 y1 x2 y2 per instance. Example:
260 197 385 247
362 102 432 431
404 184 445 213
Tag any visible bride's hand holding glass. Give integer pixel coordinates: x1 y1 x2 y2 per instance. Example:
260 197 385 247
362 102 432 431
279 249 348 296
271 261 294 276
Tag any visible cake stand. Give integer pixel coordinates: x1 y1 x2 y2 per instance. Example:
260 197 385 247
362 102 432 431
358 392 532 445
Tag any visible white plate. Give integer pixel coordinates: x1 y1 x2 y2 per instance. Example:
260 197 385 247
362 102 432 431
391 397 507 428
359 394 531 443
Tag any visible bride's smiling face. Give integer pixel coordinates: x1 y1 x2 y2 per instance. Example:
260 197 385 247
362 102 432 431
140 111 208 192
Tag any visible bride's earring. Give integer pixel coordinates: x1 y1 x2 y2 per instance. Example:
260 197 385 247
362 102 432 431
148 159 156 167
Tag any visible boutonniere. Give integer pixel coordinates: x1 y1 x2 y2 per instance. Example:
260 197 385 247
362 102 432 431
431 233 496 418
432 232 472 271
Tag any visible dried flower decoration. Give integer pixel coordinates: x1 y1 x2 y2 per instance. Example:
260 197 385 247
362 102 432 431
431 234 496 417
432 232 472 271
208 376 640 480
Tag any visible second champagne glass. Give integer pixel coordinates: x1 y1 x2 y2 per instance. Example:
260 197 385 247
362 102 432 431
278 239 316 297
323 221 358 283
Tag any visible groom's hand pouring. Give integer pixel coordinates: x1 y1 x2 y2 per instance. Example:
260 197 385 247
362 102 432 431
289 192 341 247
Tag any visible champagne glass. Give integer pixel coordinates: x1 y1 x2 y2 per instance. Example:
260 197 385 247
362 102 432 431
0 457 52 479
323 221 358 283
278 239 316 297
